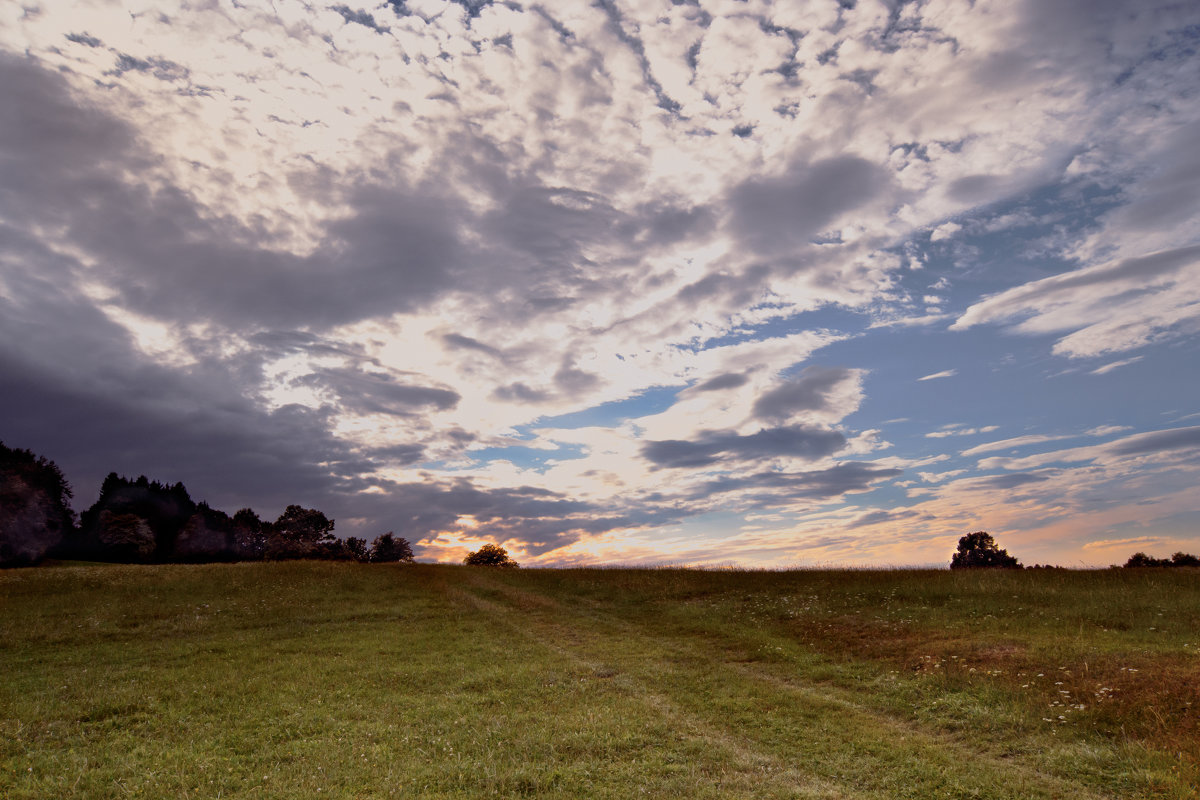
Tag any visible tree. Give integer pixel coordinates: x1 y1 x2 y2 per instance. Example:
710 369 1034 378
1171 552 1200 567
73 472 196 561
1124 551 1198 568
174 503 237 562
265 504 335 560
342 537 369 562
1124 552 1169 568
370 532 414 563
950 531 1022 569
463 543 519 568
1 441 76 566
232 508 266 560
96 511 156 561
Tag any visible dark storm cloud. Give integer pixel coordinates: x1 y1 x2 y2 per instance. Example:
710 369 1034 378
727 156 887 256
642 426 846 469
0 345 354 516
752 366 855 422
1110 426 1200 457
0 53 138 178
685 462 902 503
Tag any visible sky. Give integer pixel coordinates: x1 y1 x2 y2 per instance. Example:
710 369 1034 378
2 0 1199 567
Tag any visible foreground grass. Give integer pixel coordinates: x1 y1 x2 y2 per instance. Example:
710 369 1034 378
1 563 1197 798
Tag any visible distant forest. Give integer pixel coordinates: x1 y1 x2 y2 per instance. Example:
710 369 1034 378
1 440 412 567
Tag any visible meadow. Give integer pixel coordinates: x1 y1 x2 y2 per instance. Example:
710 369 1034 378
1 562 1197 799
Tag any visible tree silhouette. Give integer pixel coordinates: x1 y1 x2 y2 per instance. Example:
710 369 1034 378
1124 551 1198 568
463 543 519 568
950 531 1022 569
370 532 414 563
73 472 196 561
0 441 76 566
232 508 266 560
265 504 335 560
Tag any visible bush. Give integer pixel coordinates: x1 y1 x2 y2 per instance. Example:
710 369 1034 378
950 531 1022 569
463 543 519 568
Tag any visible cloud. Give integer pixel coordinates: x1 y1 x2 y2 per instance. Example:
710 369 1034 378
961 434 1072 457
953 246 1200 357
642 426 846 469
1090 357 1142 375
727 156 888 258
440 333 505 359
929 222 961 242
1109 426 1200 457
846 508 922 529
918 369 957 381
3 2 1199 567
972 473 1051 491
692 372 750 393
752 366 858 423
1081 536 1163 552
975 426 1200 472
295 368 461 416
491 382 552 404
685 462 902 504
926 425 999 439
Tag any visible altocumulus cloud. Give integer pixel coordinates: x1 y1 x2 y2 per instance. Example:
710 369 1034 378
1 1 1198 566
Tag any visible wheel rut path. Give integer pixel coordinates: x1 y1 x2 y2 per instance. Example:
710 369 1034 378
445 569 1112 800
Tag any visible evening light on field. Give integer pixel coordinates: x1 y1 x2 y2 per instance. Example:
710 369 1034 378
3 2 1200 797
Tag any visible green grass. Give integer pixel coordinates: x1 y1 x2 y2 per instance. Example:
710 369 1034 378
2 563 1197 798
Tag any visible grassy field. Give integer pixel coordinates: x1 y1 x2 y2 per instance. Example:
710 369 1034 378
1 562 1198 799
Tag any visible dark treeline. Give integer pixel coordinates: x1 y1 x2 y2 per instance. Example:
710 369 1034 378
4 441 1196 570
1123 551 1200 568
1 440 412 567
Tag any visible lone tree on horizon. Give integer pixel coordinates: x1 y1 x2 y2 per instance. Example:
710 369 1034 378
463 543 519 568
950 531 1022 569
370 532 414 563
